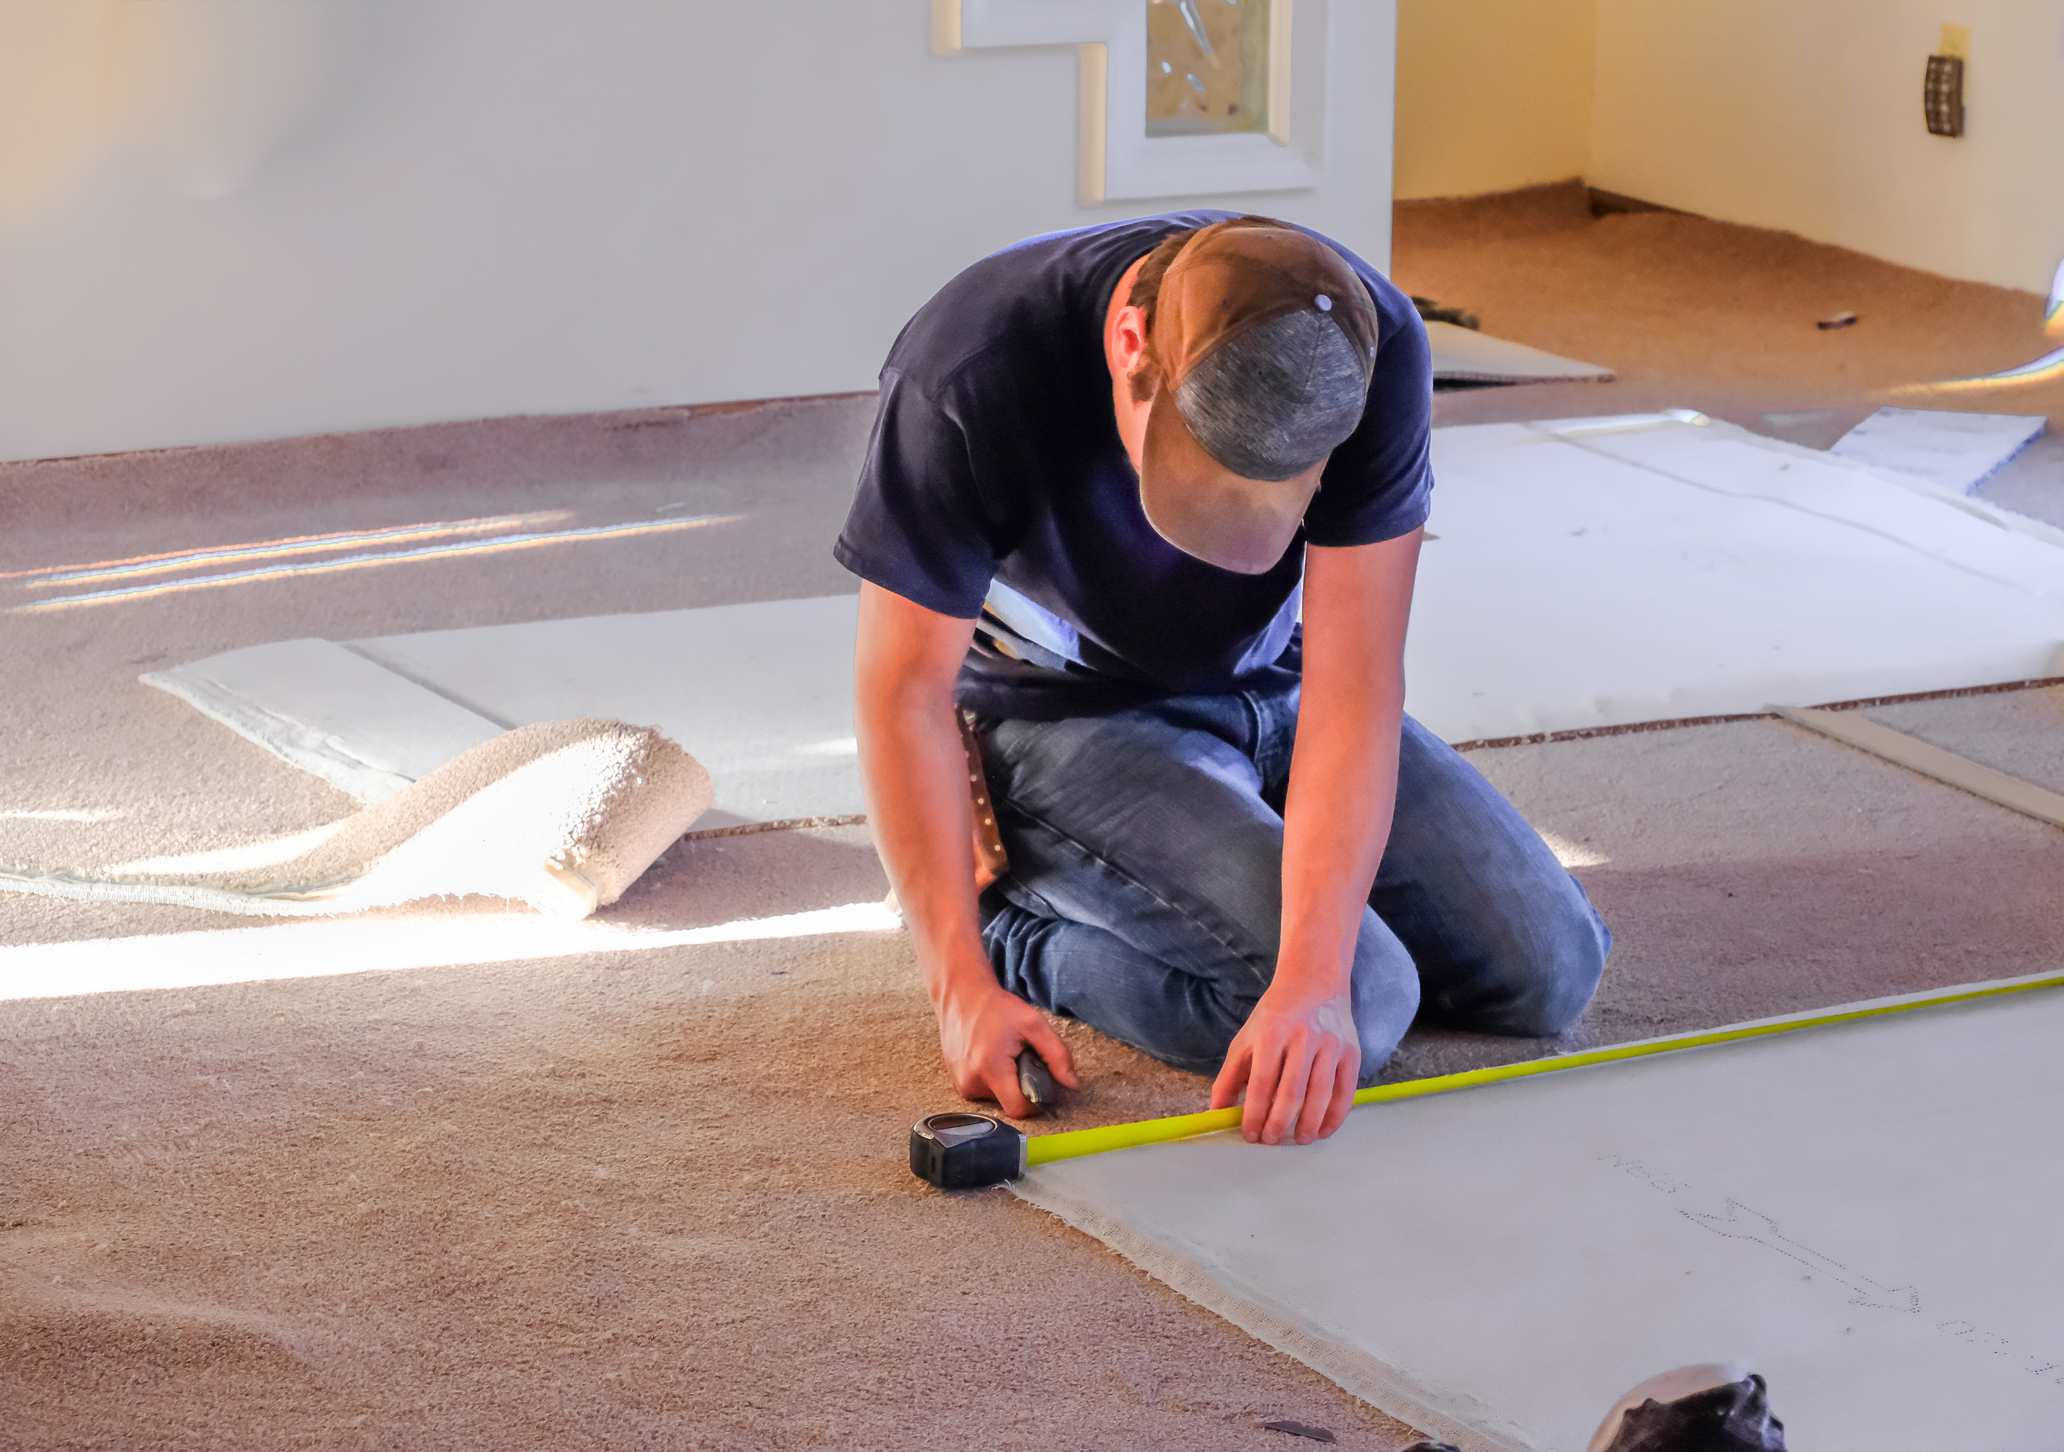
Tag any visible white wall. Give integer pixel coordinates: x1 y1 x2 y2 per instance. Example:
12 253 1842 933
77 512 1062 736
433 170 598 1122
0 0 1397 463
1590 0 2064 296
1393 0 1596 201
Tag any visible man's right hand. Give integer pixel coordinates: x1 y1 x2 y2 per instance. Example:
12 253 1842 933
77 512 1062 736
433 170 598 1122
935 982 1079 1119
855 582 1085 1120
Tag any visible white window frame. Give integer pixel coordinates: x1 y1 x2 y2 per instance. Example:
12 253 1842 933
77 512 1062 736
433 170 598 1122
932 0 1327 204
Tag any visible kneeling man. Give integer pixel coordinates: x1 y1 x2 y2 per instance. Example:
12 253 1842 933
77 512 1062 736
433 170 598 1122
837 214 1610 1146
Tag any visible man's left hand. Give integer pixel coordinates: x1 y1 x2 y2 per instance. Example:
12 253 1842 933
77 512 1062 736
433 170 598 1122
1209 986 1361 1145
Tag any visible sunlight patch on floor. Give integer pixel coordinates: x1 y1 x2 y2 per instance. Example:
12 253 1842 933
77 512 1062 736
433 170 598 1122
0 900 901 1002
1539 830 1609 868
10 515 741 614
10 511 571 587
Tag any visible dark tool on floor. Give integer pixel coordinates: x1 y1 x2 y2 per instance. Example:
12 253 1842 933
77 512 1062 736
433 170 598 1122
1410 294 1480 331
1016 1046 1058 1114
1262 1419 1339 1443
909 1112 1026 1189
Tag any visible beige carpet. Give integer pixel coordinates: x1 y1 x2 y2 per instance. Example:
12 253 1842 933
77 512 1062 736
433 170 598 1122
4 827 1424 1450
1397 181 2064 415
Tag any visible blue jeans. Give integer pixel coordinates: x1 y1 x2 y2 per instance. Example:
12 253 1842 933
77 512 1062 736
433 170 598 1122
974 681 1610 1079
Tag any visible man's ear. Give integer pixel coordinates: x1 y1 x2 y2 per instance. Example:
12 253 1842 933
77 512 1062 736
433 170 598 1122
1110 303 1157 403
1111 303 1150 367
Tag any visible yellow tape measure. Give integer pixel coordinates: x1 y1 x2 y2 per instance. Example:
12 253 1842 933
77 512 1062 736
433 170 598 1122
1023 969 2064 1168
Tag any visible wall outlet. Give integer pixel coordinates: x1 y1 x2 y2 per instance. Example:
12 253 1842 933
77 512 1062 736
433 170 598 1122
1925 54 1965 136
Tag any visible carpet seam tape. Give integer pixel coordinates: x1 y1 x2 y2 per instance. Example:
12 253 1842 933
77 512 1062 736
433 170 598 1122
1023 967 2064 1167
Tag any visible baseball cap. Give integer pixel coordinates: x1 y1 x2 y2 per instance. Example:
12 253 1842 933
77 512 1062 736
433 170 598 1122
1137 217 1380 574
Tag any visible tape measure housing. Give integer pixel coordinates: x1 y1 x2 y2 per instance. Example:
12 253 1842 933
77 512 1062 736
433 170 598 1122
910 1113 1026 1189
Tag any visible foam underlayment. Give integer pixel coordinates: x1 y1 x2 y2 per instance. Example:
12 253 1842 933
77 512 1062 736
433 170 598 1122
142 414 2064 803
1014 981 2064 1452
1425 321 1614 384
0 719 712 920
1411 413 2064 742
147 595 861 821
1828 405 2046 494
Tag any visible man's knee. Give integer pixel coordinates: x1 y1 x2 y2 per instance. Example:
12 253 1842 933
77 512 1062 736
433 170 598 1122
1452 883 1610 1038
1510 932 1608 1037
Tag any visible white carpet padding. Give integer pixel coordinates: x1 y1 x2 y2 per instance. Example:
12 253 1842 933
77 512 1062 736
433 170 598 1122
1407 413 2064 742
142 637 506 803
1828 405 2046 494
0 719 712 920
140 415 2064 803
143 596 862 825
343 595 859 824
1425 321 1614 385
1013 980 2064 1452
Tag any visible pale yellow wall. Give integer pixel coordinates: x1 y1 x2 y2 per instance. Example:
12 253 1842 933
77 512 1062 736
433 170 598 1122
1590 0 2064 294
1393 0 1597 200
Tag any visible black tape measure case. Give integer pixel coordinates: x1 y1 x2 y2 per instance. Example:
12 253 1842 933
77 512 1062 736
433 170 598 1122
909 1113 1026 1189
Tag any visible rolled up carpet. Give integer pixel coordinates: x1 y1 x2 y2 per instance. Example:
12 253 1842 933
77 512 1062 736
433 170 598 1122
0 719 712 920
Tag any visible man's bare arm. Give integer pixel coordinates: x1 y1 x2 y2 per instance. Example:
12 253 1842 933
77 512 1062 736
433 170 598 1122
1211 529 1422 1144
853 581 1078 1116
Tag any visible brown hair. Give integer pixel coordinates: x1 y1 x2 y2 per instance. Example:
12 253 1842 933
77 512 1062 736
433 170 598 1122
1123 228 1199 403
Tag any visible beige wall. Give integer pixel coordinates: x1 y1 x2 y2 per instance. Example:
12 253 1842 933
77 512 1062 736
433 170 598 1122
0 0 1398 463
1395 0 2064 296
1589 0 2064 295
1392 0 1597 200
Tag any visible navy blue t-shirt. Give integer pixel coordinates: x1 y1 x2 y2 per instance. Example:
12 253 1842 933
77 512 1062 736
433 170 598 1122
834 210 1433 720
